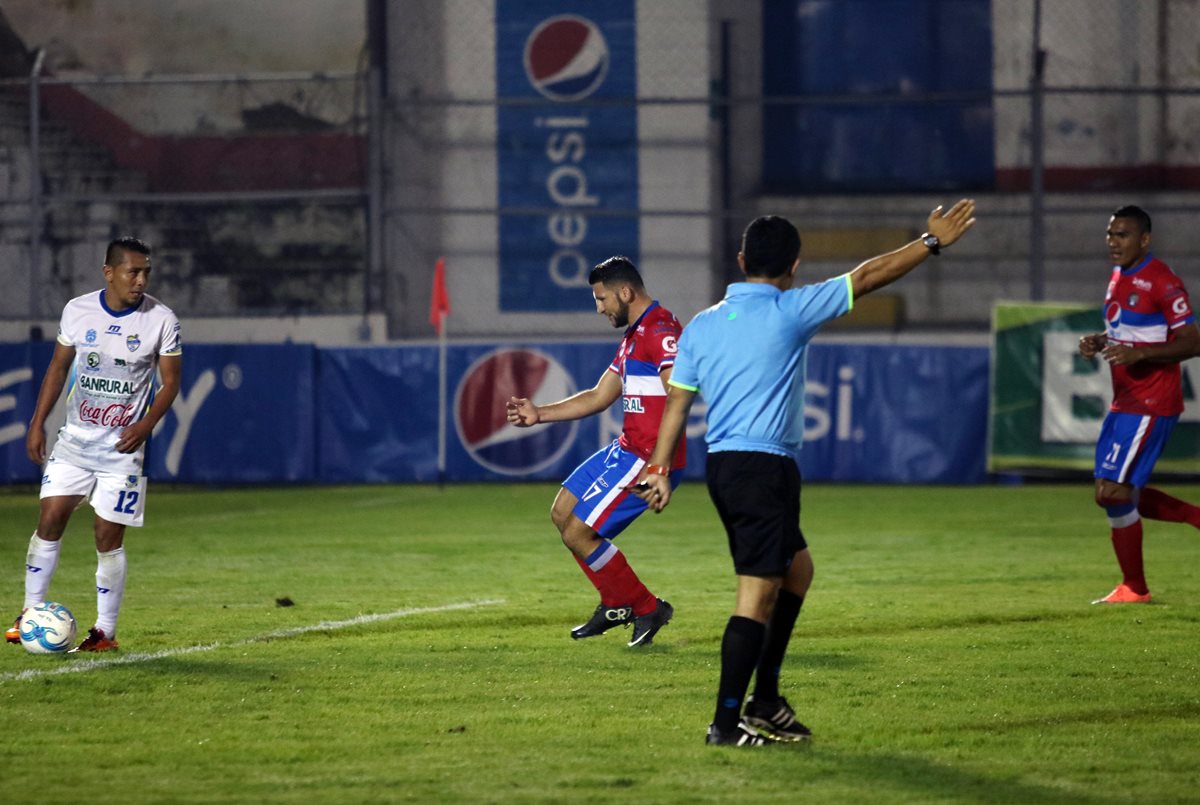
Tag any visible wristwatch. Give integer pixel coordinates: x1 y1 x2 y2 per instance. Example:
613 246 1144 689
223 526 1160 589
921 233 941 255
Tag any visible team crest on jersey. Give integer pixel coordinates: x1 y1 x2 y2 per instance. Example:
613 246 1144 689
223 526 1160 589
125 475 138 489
85 329 97 343
126 334 141 352
1128 293 1139 306
86 352 101 369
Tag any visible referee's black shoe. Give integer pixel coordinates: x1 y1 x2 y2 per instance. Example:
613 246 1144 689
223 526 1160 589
743 695 813 742
705 721 774 747
628 598 673 647
570 603 633 639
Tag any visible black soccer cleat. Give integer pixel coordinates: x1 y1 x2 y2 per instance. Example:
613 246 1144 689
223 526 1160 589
705 720 774 747
742 695 813 742
628 598 673 647
570 603 634 640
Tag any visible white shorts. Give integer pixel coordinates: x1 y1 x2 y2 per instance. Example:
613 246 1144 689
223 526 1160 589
40 458 147 527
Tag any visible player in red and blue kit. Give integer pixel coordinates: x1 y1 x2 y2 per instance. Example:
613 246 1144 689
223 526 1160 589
1079 206 1200 604
506 257 682 646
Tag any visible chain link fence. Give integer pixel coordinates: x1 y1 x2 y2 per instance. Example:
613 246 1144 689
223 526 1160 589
984 0 1200 314
3 1 1200 335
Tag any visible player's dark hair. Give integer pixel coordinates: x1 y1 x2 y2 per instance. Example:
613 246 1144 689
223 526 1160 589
1112 205 1152 234
589 256 644 290
105 236 151 267
741 216 801 278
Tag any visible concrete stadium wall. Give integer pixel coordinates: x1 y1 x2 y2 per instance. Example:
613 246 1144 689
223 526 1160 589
4 1 1199 335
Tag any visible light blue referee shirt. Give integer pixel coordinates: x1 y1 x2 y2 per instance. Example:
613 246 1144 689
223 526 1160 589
668 276 853 464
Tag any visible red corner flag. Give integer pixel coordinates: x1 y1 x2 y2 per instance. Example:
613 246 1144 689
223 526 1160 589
430 257 451 334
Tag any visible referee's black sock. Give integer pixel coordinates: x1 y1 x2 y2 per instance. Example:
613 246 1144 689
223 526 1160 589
713 616 766 733
753 590 804 703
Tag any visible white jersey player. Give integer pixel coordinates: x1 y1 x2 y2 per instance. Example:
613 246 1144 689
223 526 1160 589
5 237 182 653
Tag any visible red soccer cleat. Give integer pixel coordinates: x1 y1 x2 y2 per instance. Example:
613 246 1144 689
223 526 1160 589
68 627 119 653
1091 584 1152 605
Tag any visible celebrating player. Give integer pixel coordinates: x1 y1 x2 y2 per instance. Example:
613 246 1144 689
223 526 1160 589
634 202 977 745
5 237 182 652
1079 206 1200 604
506 257 680 647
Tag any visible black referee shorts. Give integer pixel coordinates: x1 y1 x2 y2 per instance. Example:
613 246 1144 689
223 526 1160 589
705 450 807 577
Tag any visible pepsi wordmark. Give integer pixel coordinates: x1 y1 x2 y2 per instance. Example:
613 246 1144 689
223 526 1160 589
497 3 639 312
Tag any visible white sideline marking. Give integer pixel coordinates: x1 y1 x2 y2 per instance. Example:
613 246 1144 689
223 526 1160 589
0 598 505 684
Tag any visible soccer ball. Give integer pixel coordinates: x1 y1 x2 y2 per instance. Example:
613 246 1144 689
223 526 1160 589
19 602 78 654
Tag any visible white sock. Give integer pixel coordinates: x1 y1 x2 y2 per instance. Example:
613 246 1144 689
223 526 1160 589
23 534 62 609
94 547 127 637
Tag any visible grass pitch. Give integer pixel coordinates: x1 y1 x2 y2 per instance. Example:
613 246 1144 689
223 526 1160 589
1 482 1199 804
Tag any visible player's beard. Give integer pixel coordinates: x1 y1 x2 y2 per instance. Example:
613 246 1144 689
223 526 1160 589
612 300 630 328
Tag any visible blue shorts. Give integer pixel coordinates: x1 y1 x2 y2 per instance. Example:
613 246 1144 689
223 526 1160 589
562 440 681 539
1094 411 1178 487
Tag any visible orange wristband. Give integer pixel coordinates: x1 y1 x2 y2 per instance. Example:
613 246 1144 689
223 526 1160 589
644 464 670 477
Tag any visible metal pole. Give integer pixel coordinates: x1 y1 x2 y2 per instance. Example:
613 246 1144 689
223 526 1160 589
364 64 383 340
1029 0 1046 301
28 48 45 323
437 319 447 489
717 20 733 287
363 0 387 341
1156 0 1169 167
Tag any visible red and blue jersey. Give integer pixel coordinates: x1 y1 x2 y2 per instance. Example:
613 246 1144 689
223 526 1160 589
1103 254 1195 415
608 302 686 468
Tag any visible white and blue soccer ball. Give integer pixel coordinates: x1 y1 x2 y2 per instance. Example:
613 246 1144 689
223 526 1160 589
19 602 77 654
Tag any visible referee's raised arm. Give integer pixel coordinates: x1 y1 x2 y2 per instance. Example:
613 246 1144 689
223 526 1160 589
849 198 976 297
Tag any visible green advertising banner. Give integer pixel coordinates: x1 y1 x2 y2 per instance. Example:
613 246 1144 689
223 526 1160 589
989 303 1200 475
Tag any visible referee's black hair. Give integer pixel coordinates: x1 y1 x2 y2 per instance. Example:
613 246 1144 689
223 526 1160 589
105 236 151 267
1112 205 1152 234
741 216 801 278
589 256 644 290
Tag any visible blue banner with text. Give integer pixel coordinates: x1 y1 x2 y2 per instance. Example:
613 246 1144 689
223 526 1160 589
495 0 639 312
0 341 987 485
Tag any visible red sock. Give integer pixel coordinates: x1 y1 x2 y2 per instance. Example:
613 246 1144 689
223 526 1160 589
1139 487 1200 529
573 554 608 600
575 544 657 615
1110 519 1148 595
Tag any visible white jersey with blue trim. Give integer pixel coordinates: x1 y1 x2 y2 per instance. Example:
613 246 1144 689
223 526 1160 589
50 290 182 475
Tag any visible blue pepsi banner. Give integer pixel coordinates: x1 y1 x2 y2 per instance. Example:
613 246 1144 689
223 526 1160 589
496 1 639 312
318 342 987 484
800 344 989 483
0 342 53 483
316 344 695 483
144 344 317 484
0 341 988 485
0 343 315 484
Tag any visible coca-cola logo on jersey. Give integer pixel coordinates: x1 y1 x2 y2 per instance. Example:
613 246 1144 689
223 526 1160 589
79 400 135 428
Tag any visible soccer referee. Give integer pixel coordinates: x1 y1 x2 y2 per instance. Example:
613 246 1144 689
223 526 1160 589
634 200 977 746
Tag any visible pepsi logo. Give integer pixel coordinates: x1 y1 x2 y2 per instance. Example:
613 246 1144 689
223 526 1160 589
455 348 579 476
524 15 610 101
1105 301 1122 327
